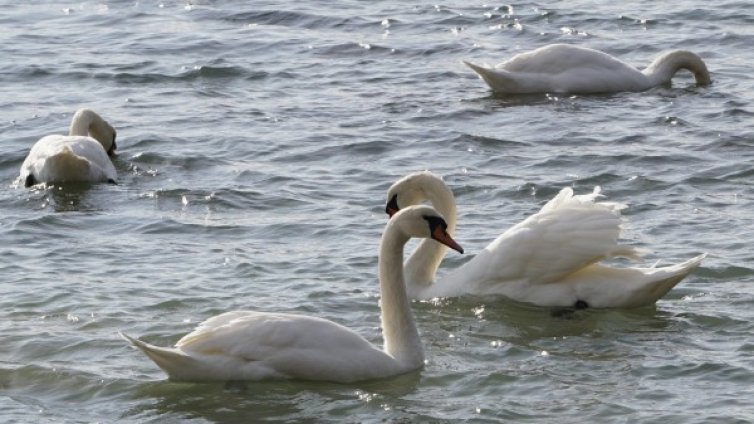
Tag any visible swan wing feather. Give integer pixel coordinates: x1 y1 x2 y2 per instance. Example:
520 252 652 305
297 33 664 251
436 188 642 295
172 311 395 382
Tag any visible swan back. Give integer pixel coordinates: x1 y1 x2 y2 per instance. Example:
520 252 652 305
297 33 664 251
499 44 633 74
465 44 650 94
642 50 711 86
20 135 117 186
69 108 117 155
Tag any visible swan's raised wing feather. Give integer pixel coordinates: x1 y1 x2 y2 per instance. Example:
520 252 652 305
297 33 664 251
434 188 643 296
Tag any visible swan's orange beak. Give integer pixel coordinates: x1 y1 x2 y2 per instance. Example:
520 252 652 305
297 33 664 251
432 227 464 254
385 195 399 217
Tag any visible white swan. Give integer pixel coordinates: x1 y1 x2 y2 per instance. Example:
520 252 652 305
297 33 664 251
19 108 117 187
121 205 464 383
464 44 711 94
385 172 705 308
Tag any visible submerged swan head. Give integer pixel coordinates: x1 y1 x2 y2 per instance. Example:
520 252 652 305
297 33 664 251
391 205 463 254
643 50 711 86
386 171 448 217
69 108 117 156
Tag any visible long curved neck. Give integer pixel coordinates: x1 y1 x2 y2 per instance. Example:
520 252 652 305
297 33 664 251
69 109 99 137
404 179 457 292
642 50 711 86
379 221 423 368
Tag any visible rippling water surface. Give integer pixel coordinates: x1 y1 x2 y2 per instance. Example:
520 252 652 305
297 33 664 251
1 1 753 422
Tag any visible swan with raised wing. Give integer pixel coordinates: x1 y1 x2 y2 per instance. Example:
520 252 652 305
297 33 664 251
385 171 705 308
464 44 711 94
19 108 117 187
121 205 463 383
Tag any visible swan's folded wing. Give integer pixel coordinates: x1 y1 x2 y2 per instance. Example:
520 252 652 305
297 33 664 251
174 311 394 381
450 188 644 289
176 311 378 360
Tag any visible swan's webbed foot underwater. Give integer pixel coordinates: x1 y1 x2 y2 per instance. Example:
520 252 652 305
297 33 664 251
550 300 589 319
574 300 589 310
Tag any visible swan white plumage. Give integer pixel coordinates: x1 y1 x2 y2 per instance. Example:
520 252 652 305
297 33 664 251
19 108 117 187
385 172 706 308
121 205 463 383
464 44 711 94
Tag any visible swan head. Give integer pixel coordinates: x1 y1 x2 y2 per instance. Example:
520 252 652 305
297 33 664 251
392 205 463 253
385 171 443 217
90 120 117 156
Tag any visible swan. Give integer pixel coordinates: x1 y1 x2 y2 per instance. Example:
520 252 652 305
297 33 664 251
463 44 711 94
385 171 705 308
19 108 117 187
121 205 464 383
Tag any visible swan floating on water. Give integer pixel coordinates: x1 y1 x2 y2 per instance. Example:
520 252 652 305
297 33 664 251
385 171 705 308
121 205 463 383
19 108 117 187
464 44 711 94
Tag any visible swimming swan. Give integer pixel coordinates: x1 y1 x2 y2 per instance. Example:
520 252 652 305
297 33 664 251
19 108 117 187
464 44 711 94
385 172 705 308
121 205 463 383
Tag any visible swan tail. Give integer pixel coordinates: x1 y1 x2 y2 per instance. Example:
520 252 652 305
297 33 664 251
607 246 651 261
463 60 519 93
640 253 707 302
654 253 707 274
43 146 91 181
120 332 198 378
574 253 706 308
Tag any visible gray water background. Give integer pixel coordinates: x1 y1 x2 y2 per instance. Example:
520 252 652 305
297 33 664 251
0 1 752 422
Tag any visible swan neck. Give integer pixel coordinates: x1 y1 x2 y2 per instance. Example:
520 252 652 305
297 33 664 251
379 221 424 368
404 178 457 291
69 109 99 137
643 50 711 86
68 109 114 154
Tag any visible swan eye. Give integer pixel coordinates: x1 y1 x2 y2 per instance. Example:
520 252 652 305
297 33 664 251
422 215 447 232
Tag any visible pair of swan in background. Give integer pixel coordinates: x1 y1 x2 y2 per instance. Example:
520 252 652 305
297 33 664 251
19 108 118 187
385 171 705 308
464 44 711 94
123 205 463 382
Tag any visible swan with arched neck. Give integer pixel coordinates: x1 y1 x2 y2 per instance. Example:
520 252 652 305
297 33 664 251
19 108 117 187
464 44 711 94
385 171 705 308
